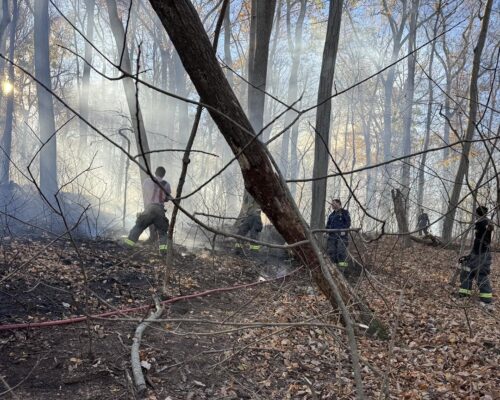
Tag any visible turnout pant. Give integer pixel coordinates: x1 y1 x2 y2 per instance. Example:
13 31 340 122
459 253 493 303
327 235 349 268
418 224 429 236
235 214 263 251
127 204 169 250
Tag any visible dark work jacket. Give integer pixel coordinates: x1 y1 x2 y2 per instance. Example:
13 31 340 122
417 213 429 227
326 209 351 237
472 218 493 255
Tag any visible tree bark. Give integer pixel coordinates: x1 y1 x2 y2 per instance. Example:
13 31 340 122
380 0 408 217
400 0 419 194
0 0 11 112
442 0 493 242
417 1 440 208
280 0 307 180
391 189 411 247
223 1 233 87
310 0 344 229
173 50 189 147
106 0 151 195
148 0 383 334
78 0 95 151
34 0 58 200
237 0 277 225
247 0 276 140
0 0 18 186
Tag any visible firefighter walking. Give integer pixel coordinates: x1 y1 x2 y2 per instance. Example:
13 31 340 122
123 166 171 253
458 206 494 308
326 198 351 270
235 207 263 253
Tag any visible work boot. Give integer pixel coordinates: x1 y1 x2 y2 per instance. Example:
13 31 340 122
234 242 244 255
337 261 348 270
249 244 261 252
479 301 495 313
120 237 136 249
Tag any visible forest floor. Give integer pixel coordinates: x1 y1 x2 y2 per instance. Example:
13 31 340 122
0 235 498 399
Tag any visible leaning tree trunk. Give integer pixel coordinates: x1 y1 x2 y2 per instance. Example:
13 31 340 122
106 0 151 195
148 0 383 334
310 0 344 230
0 0 18 186
442 0 493 242
34 0 58 202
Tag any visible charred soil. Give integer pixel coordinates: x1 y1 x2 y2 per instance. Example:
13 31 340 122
0 236 498 399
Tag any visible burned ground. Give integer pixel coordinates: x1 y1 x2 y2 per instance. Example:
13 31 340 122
0 236 498 399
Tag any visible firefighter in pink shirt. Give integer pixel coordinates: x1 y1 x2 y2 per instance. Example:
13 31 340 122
123 167 171 253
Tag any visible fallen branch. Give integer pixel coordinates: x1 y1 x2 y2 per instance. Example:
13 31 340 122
131 297 164 395
409 233 442 246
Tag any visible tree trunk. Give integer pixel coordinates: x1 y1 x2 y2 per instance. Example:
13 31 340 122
34 0 58 201
236 0 277 225
223 1 233 87
106 0 151 197
247 0 276 140
280 0 306 179
442 0 493 242
442 73 452 161
0 0 11 111
289 123 299 199
310 0 344 229
173 50 189 147
160 47 175 141
417 2 440 208
148 0 383 334
0 0 18 186
391 189 411 247
381 50 400 219
400 0 419 194
380 11 406 217
78 0 95 151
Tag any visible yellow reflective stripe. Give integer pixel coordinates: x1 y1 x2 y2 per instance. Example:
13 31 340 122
338 262 348 267
479 293 493 298
159 244 168 251
249 245 261 250
458 288 472 295
123 238 135 247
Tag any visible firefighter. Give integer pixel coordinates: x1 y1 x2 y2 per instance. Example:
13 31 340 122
122 167 171 253
417 209 430 236
235 206 263 253
326 198 351 269
458 205 494 308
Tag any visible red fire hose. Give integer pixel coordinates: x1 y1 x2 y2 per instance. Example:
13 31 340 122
0 269 297 331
